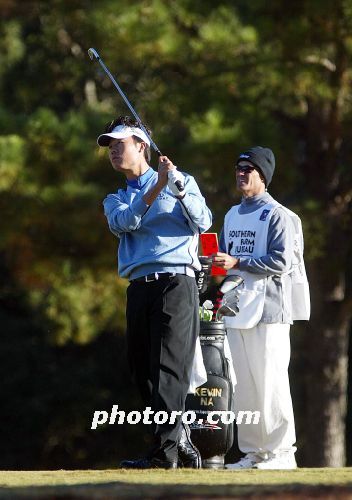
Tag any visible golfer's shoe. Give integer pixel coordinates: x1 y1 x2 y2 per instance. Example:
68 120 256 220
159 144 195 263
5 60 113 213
254 453 297 470
120 457 177 469
178 423 202 468
225 453 262 470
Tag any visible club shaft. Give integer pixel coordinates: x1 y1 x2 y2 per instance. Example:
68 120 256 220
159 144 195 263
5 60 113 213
95 57 161 156
89 48 184 191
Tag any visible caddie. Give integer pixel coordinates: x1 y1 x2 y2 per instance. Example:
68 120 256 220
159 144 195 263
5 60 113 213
98 115 212 469
213 146 310 470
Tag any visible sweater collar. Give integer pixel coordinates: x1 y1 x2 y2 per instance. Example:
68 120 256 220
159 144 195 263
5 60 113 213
241 192 271 206
126 168 154 189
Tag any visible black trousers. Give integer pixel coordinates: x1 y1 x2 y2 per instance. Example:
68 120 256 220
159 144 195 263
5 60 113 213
126 274 199 462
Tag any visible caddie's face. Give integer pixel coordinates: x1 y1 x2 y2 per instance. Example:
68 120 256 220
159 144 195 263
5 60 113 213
108 136 145 177
235 161 265 197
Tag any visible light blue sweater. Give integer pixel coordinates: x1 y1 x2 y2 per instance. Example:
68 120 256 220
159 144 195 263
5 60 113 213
103 168 212 280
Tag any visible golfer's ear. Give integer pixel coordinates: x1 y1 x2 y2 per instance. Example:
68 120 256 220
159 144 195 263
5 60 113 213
139 142 147 153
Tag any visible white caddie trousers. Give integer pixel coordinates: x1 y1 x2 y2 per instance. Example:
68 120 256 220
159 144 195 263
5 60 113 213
226 322 296 456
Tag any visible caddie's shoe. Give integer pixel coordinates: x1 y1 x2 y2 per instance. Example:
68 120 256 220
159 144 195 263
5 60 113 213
255 452 297 470
178 424 202 468
225 453 262 470
120 457 177 469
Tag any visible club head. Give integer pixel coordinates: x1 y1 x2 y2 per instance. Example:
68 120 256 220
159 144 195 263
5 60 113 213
219 275 244 294
202 300 214 310
216 289 240 320
216 304 238 318
88 48 100 60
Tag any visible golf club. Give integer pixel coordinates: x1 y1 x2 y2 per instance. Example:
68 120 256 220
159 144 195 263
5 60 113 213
216 275 244 321
200 299 214 321
88 48 183 192
219 275 244 294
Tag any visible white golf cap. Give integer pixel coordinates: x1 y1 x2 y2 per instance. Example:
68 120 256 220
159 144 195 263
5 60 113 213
97 125 151 147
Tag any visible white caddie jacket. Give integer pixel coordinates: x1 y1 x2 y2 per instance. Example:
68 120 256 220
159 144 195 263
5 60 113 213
220 193 310 327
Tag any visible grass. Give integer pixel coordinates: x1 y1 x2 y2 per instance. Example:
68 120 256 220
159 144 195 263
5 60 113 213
0 468 351 498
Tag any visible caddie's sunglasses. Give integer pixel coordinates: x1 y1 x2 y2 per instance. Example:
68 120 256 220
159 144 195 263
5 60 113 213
235 165 256 174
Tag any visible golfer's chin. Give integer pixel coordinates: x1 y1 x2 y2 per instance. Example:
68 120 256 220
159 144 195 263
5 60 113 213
112 161 124 172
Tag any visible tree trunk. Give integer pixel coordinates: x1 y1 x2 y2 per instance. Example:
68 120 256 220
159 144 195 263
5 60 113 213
299 29 352 463
303 255 352 466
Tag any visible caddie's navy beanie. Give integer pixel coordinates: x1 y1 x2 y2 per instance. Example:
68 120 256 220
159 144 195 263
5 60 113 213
236 146 275 187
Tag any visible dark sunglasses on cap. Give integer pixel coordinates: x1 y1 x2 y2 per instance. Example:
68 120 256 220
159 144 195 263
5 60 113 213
235 164 256 174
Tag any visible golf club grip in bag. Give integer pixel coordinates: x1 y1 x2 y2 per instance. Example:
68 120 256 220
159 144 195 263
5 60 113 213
186 321 234 468
195 256 213 299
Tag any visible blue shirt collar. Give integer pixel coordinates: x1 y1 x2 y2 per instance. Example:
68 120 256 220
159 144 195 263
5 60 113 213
126 168 154 189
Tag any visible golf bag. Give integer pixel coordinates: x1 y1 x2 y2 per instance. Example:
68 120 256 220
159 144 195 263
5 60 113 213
186 320 235 469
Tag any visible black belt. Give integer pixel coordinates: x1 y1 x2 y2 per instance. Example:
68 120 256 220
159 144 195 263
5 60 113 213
131 272 177 283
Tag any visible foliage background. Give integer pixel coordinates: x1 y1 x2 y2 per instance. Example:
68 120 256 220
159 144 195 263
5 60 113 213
0 0 351 468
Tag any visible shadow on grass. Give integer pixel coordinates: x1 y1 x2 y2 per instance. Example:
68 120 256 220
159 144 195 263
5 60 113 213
1 482 352 499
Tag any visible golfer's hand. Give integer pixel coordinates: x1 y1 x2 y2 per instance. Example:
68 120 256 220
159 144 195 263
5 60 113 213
158 156 175 186
168 169 185 198
213 252 239 270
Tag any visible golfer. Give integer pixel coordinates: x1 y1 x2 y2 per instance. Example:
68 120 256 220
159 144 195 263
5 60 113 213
98 116 212 469
213 146 310 470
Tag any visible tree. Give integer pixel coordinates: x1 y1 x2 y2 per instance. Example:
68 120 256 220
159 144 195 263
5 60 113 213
234 0 352 466
1 0 351 467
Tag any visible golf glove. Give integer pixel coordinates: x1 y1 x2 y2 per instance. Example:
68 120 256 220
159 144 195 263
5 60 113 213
168 169 186 197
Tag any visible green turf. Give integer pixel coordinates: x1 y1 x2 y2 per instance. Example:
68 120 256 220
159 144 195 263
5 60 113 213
0 469 351 498
0 468 352 486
